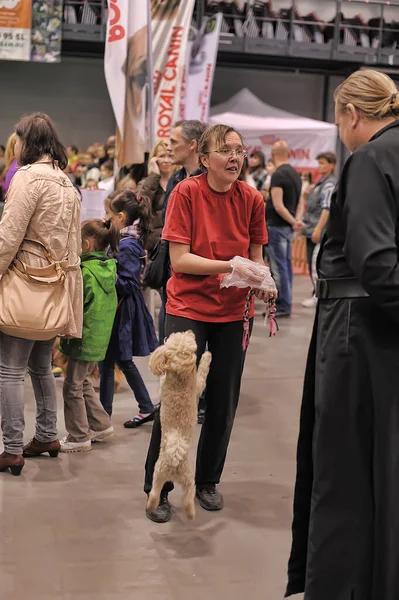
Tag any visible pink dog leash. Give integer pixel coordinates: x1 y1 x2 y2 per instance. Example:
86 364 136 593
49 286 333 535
242 291 278 351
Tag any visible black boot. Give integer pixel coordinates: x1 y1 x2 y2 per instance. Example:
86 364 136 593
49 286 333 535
146 493 172 523
196 485 224 511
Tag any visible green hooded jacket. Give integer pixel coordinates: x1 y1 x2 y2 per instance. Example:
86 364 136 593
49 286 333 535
60 251 117 362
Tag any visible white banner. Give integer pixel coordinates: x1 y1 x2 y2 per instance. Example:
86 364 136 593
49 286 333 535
105 0 147 167
245 130 338 173
180 13 222 123
105 0 196 164
153 0 196 140
80 189 109 222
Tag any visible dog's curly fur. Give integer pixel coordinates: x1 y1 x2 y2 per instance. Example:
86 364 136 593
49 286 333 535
147 331 211 519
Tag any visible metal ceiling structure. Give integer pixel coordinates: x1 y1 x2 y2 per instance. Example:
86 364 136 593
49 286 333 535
61 0 399 80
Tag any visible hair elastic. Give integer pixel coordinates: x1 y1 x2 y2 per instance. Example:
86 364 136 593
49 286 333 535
103 219 111 230
391 92 399 105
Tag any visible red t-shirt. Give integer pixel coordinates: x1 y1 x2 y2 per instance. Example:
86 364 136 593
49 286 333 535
162 173 268 322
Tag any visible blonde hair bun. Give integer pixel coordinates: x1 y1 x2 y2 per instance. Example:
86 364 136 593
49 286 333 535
335 69 399 121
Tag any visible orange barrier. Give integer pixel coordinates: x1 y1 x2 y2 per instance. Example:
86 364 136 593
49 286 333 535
293 234 309 276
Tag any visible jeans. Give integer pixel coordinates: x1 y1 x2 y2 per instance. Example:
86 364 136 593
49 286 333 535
63 359 112 442
267 225 294 314
99 358 154 417
0 333 57 455
144 315 252 495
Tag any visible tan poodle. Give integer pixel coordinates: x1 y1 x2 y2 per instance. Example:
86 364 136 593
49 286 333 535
147 331 212 519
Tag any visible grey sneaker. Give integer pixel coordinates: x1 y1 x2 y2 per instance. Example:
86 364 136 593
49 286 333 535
146 494 172 523
196 485 224 511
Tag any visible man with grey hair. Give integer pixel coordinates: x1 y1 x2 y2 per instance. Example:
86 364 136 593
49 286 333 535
158 120 208 345
162 120 208 222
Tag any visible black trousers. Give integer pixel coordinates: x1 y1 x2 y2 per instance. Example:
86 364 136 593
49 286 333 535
144 314 252 494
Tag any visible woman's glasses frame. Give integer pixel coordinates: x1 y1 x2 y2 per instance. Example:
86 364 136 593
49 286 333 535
205 148 248 159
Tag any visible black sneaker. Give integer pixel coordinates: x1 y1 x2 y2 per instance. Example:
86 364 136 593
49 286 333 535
146 494 172 523
124 410 156 429
196 485 224 511
197 408 205 425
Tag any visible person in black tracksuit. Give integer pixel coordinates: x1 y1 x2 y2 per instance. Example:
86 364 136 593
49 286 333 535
286 70 399 600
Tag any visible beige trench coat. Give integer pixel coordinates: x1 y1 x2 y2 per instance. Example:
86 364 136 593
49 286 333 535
0 160 83 338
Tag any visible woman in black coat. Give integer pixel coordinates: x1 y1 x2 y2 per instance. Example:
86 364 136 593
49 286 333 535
286 69 399 600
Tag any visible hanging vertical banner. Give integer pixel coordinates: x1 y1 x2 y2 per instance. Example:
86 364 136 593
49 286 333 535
105 0 195 166
105 0 147 167
31 0 63 63
180 13 222 123
153 0 196 140
0 0 32 61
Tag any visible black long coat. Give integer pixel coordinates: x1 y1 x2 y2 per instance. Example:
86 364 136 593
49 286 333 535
286 120 399 600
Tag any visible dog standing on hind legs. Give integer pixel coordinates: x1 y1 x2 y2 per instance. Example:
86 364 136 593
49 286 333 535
147 331 212 520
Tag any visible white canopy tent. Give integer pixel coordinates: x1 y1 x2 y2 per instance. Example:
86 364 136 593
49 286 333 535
209 89 337 170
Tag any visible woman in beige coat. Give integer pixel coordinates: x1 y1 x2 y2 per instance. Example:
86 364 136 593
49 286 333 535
0 113 83 476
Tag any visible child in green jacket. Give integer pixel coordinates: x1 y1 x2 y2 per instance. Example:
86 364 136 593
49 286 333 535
59 219 120 453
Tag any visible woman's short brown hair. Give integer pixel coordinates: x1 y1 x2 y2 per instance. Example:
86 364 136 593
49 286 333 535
15 112 68 170
197 124 244 168
334 69 399 121
316 152 337 165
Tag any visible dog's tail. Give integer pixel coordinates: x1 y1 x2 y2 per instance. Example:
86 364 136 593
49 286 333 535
164 430 189 467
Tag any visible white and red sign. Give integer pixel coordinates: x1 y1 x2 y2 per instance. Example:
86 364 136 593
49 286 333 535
0 0 31 61
105 0 196 165
153 0 196 140
180 13 222 123
247 131 337 174
105 0 148 166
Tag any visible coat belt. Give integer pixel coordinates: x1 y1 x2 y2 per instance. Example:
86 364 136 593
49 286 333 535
316 278 369 300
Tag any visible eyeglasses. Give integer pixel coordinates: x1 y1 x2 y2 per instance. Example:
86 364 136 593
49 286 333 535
207 148 248 159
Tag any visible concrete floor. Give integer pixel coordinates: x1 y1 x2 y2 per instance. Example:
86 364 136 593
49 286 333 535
0 277 314 600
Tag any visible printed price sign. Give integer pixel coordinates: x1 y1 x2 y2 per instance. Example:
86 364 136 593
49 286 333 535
0 0 31 61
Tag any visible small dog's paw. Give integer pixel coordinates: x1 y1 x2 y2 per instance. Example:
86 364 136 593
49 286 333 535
147 492 158 512
200 351 212 370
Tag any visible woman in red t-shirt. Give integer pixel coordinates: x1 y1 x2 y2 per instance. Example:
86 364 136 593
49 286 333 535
144 124 269 523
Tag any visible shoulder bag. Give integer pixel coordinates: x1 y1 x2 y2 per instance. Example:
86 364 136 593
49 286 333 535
0 218 79 341
143 239 170 290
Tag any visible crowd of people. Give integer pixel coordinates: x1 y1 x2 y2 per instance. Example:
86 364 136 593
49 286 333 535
2 68 399 600
0 114 336 478
0 114 272 518
0 127 335 324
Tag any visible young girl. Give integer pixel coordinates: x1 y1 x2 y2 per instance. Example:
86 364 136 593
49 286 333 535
100 189 158 427
60 219 120 453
